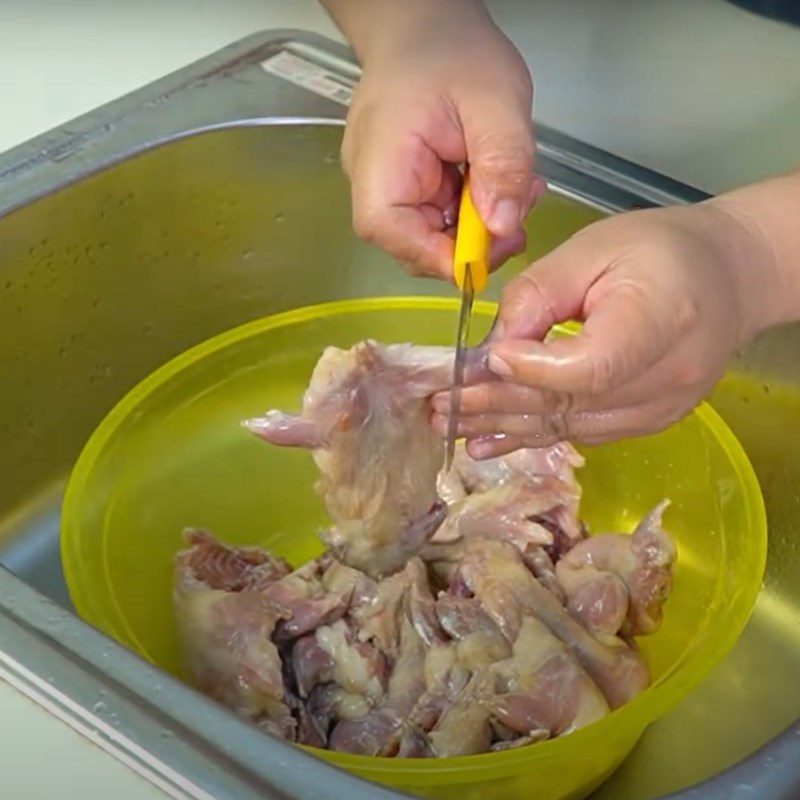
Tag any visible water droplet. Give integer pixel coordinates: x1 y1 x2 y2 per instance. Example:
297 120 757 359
143 324 155 336
92 700 106 713
4 280 12 290
274 213 285 224
242 248 255 261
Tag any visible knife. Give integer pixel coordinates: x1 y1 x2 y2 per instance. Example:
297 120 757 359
445 171 490 471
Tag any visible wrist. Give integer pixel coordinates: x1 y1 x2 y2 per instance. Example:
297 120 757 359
344 0 492 66
702 195 786 341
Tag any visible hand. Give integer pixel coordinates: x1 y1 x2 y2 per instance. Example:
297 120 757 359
340 2 540 279
432 201 776 455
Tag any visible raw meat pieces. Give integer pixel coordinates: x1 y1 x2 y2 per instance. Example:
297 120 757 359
173 340 676 757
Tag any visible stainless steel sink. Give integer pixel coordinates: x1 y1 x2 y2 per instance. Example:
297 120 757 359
0 30 798 800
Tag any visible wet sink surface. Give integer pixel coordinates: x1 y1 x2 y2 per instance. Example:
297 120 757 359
1 118 799 800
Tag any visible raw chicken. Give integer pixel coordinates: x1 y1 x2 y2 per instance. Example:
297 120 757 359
487 615 609 737
245 342 456 576
172 339 676 758
457 538 650 708
328 611 430 755
262 556 353 641
427 672 494 757
292 620 387 704
555 501 676 637
439 441 585 551
173 530 294 737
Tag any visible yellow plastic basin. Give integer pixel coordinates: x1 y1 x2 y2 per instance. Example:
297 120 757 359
62 298 767 800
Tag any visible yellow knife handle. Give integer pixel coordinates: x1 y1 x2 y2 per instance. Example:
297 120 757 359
453 171 490 294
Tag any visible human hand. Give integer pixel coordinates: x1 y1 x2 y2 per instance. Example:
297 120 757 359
340 1 540 279
432 201 776 455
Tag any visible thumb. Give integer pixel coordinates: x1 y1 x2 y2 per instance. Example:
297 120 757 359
460 92 536 238
489 234 671 395
495 229 604 341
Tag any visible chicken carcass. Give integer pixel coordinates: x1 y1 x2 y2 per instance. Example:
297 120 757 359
245 342 459 576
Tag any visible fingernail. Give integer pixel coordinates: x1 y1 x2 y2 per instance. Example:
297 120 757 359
488 199 521 237
488 352 514 378
467 434 507 459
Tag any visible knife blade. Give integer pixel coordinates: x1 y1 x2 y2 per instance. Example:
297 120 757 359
445 170 489 472
445 263 475 471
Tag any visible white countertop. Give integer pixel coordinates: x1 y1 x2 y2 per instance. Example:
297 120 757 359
2 1 799 797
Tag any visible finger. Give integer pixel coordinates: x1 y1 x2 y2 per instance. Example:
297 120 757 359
434 382 567 416
459 400 686 458
435 222 525 273
430 162 463 218
494 231 607 342
490 281 671 396
460 88 536 238
530 175 547 205
490 228 527 269
434 410 578 440
435 356 671 416
346 119 459 279
418 203 447 232
432 410 574 440
465 433 526 459
482 178 543 268
433 394 684 442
